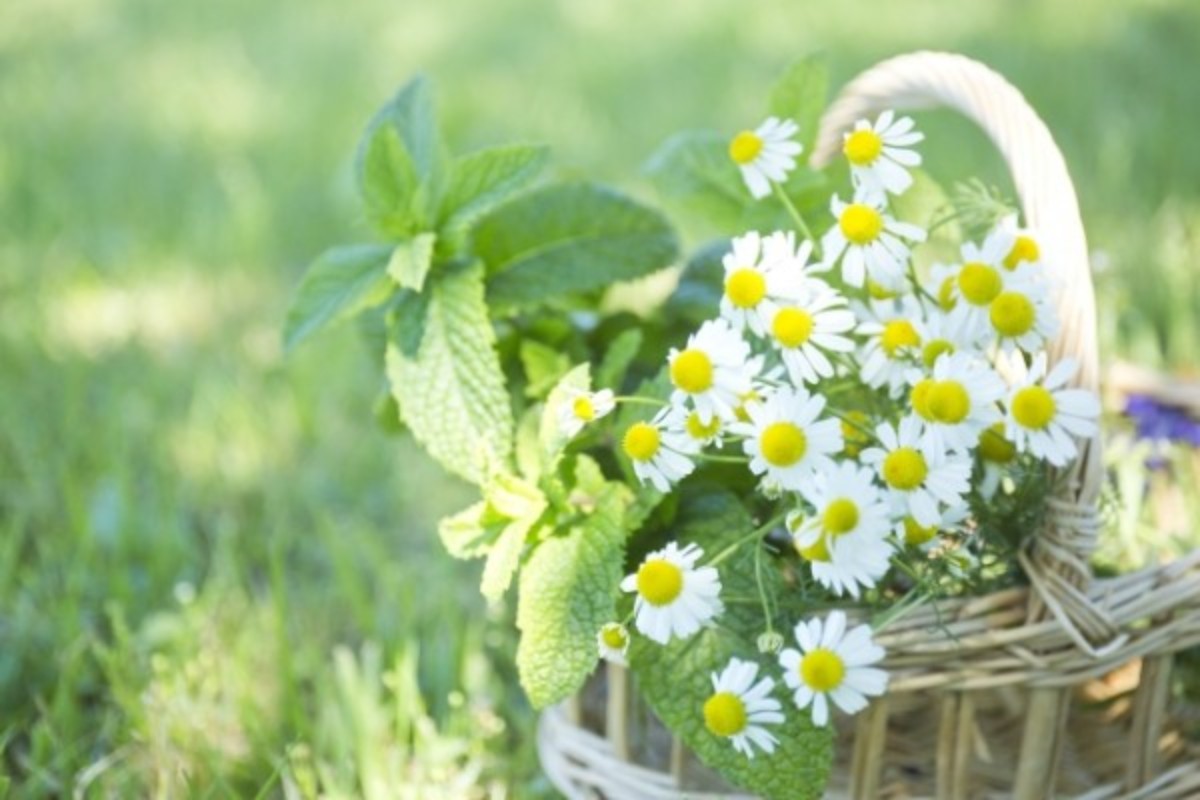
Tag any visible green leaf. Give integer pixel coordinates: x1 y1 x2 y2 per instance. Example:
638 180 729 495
481 514 537 605
643 130 748 230
387 233 437 292
474 183 678 311
539 363 591 468
284 244 393 352
440 144 549 239
356 76 446 236
628 493 833 800
516 479 631 709
438 501 502 559
595 327 643 391
520 340 571 399
768 55 829 155
386 261 513 483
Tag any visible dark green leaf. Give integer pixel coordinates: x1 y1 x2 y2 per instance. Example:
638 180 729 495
474 183 678 311
284 244 393 352
439 144 549 239
594 327 643 391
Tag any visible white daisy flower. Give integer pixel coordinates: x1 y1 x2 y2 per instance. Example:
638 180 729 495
597 622 630 665
822 194 926 290
668 319 754 425
620 542 723 644
984 214 1043 272
768 278 856 386
842 110 924 199
703 658 785 758
976 421 1018 499
779 611 888 726
856 297 924 398
719 231 809 336
557 388 616 439
895 504 969 550
907 352 1005 454
860 416 972 527
912 307 989 369
789 462 893 598
732 386 843 493
931 238 1036 327
684 409 724 447
622 406 700 492
1004 354 1100 467
987 278 1059 355
728 117 802 199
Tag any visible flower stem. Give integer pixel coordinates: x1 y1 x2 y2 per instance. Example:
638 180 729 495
614 395 666 407
753 539 775 633
695 453 749 465
707 511 788 568
771 181 822 260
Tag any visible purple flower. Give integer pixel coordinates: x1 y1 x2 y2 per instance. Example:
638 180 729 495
1123 394 1200 469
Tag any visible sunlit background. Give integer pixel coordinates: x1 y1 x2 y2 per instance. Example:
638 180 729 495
2 0 1198 795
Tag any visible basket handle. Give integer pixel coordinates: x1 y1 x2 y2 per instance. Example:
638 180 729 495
812 51 1118 654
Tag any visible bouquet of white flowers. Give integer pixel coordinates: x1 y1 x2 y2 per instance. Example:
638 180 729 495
287 51 1198 799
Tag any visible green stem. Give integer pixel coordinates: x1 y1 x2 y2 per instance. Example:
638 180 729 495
695 453 749 465
771 181 822 259
826 407 878 444
753 539 775 633
614 395 666 407
708 512 788 568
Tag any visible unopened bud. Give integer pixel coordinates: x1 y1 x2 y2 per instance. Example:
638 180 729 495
757 630 785 655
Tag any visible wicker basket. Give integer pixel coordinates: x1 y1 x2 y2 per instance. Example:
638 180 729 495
537 52 1200 799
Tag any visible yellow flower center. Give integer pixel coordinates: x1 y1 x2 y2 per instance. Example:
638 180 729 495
883 447 928 490
636 559 684 606
1004 235 1040 270
1011 386 1056 430
772 307 815 348
990 291 1035 337
978 422 1016 463
839 204 884 245
881 319 920 358
903 516 938 546
843 129 883 166
822 498 859 535
958 262 1003 306
703 691 748 737
921 339 955 369
686 411 721 441
927 380 971 424
600 624 628 650
800 648 846 692
729 130 764 165
797 535 831 563
671 348 714 394
725 267 767 309
841 411 871 457
910 378 936 421
573 396 595 422
734 391 760 423
623 422 661 462
937 276 958 310
866 279 899 300
760 422 808 467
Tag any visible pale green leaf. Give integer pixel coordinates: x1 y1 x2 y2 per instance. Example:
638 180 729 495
474 183 678 311
768 55 829 155
386 261 513 484
516 479 631 709
520 340 571 399
643 130 747 229
438 501 501 559
595 329 643 391
440 144 549 238
284 244 393 352
387 233 437 292
480 514 538 605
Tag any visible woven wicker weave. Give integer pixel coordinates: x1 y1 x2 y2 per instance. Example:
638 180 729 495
537 52 1200 799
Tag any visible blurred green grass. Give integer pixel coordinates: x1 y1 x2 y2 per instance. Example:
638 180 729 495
1 0 1198 795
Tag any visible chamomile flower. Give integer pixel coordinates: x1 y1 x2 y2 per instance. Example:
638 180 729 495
597 622 630 665
622 406 700 493
768 279 856 386
987 214 1043 271
932 238 1035 327
684 410 724 447
789 462 893 598
733 387 843 492
703 658 784 758
912 307 989 369
842 110 923 198
861 416 972 527
857 297 924 397
1004 354 1100 467
557 388 616 439
976 421 1018 498
719 232 808 336
728 117 802 199
621 542 723 644
987 278 1058 354
668 319 754 425
822 194 926 290
779 611 888 726
907 352 1005 454
895 505 968 550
